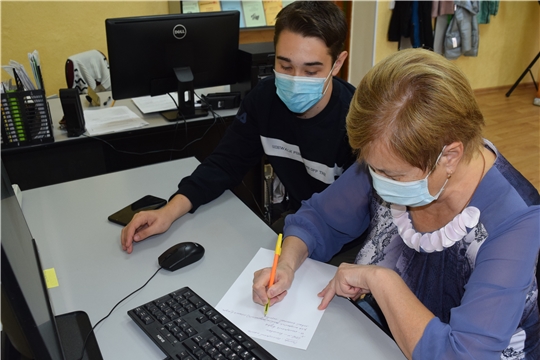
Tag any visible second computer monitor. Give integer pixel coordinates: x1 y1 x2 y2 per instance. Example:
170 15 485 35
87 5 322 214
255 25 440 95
105 11 240 121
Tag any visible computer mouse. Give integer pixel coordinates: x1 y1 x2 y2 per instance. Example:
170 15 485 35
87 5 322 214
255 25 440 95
158 242 205 271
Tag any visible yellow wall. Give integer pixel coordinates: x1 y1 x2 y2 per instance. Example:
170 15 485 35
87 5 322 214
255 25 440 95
2 1 539 95
375 1 540 90
1 1 169 96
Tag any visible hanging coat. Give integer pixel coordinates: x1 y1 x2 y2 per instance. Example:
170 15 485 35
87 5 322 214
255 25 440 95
444 1 480 60
388 1 433 50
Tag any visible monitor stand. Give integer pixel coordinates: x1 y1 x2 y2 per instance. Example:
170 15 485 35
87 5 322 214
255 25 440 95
161 107 208 122
161 67 208 122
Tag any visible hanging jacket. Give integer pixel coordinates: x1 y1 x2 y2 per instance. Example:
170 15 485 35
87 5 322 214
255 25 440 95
478 0 499 24
388 1 433 50
66 50 111 94
444 1 479 60
431 0 455 17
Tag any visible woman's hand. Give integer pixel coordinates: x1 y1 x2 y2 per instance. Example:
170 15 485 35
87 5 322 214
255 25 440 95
252 262 295 307
319 263 434 359
318 263 376 310
252 235 308 308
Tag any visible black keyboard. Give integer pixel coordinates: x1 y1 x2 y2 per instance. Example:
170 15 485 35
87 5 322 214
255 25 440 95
128 287 276 360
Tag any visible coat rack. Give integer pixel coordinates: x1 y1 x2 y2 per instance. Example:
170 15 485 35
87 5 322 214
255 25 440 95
505 51 539 97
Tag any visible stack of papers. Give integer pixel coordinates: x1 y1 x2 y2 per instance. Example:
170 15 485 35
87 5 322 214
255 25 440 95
2 60 36 91
83 106 148 136
1 50 44 92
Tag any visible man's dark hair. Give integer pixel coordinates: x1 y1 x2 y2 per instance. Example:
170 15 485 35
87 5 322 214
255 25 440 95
274 1 347 62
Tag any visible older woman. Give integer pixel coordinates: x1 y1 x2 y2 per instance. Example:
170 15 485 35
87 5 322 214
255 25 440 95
252 49 539 359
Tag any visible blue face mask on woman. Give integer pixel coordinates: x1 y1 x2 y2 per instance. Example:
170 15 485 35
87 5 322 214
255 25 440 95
274 63 335 114
369 147 449 207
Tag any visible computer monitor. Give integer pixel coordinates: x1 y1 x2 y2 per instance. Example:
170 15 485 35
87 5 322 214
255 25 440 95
1 164 103 360
105 11 240 121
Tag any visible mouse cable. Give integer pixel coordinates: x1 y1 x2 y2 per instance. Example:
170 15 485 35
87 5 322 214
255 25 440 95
167 91 227 161
193 91 227 125
167 91 230 141
167 92 189 161
77 266 163 360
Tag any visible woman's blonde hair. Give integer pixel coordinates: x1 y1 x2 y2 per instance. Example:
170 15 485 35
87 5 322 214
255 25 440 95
346 49 485 171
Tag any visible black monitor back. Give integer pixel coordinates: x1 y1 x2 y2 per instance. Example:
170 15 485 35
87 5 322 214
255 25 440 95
105 11 240 100
1 164 65 359
1 165 103 360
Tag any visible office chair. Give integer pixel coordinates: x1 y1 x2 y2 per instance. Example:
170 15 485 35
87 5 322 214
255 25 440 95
65 50 111 94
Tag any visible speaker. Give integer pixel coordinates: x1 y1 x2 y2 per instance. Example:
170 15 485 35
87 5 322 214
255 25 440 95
59 88 86 137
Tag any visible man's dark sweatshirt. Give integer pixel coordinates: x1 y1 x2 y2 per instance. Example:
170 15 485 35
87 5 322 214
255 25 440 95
173 75 356 213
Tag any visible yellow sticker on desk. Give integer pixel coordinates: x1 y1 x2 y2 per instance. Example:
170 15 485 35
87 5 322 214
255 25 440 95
43 268 59 288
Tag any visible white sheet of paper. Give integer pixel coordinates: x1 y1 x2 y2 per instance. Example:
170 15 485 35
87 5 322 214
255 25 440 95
131 94 177 114
131 92 206 114
216 248 336 350
83 106 148 135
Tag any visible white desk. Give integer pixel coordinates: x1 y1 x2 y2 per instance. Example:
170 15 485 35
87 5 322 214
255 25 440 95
21 157 404 359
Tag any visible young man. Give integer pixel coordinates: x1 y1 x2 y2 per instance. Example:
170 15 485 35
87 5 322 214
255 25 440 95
121 1 356 256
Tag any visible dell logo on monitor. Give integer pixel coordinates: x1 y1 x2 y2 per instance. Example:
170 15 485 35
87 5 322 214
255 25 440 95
173 24 187 39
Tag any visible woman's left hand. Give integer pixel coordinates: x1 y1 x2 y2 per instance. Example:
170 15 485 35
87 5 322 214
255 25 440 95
318 263 377 310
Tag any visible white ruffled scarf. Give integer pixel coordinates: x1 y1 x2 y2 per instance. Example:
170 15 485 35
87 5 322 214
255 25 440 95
391 204 481 253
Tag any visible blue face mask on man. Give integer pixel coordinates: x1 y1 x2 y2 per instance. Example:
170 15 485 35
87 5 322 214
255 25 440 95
274 63 335 114
369 147 449 207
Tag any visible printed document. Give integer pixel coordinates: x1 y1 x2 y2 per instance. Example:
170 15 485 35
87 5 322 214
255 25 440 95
131 93 177 114
216 248 336 350
83 106 148 135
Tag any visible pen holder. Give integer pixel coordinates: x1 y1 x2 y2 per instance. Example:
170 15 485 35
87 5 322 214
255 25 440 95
1 89 54 148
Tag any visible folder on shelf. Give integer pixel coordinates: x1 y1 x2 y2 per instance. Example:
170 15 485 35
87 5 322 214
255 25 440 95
199 1 221 12
242 0 267 27
221 1 245 28
263 1 282 26
182 0 200 13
